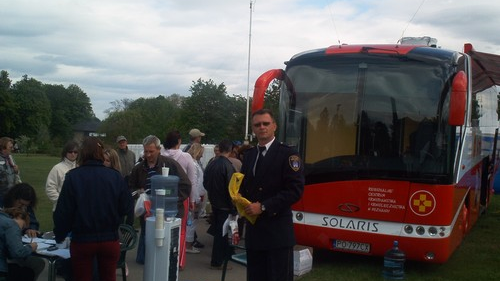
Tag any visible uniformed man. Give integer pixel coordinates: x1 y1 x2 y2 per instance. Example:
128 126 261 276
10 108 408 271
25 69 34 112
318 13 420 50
241 108 305 281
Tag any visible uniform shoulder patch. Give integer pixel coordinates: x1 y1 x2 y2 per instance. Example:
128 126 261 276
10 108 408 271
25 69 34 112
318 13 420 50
289 155 301 172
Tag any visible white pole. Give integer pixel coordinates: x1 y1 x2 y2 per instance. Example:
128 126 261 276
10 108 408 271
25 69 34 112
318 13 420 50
244 1 254 142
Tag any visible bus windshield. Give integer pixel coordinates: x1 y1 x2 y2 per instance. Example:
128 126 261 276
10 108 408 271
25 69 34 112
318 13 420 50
280 54 458 184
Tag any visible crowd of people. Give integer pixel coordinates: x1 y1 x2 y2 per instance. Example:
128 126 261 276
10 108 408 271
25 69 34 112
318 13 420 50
0 108 305 281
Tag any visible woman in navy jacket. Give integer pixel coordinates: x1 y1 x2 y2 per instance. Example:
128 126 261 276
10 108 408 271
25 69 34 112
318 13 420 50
54 137 133 281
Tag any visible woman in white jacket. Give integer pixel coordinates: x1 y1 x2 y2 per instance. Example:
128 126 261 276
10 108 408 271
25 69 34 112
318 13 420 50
45 141 79 211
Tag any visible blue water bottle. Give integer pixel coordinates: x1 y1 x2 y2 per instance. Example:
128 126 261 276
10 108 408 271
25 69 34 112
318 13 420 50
187 210 193 226
383 240 405 280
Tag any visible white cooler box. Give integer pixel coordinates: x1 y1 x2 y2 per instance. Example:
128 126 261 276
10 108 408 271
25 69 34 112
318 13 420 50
293 247 313 276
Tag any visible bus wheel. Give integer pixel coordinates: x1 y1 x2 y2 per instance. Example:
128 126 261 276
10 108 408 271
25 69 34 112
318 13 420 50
461 203 470 235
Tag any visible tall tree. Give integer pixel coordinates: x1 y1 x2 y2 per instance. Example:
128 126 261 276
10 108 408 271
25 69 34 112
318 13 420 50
45 83 95 144
99 95 180 144
104 98 134 115
166 94 185 109
0 70 17 135
66 84 94 122
226 94 248 141
11 75 51 141
180 79 233 143
44 84 71 143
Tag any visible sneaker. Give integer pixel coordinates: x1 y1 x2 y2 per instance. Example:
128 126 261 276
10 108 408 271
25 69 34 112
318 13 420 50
192 241 205 248
186 247 201 254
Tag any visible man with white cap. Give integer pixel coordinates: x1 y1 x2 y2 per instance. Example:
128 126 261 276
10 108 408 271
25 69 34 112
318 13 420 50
116 135 136 180
183 128 205 153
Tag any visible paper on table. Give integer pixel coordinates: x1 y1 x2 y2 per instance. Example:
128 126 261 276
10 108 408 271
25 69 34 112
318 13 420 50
37 248 70 259
22 235 56 245
36 242 56 251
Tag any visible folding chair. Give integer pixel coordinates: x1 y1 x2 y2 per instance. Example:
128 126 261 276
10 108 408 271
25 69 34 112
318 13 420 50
117 224 138 281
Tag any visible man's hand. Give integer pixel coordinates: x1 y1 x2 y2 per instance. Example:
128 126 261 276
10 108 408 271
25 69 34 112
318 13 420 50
244 202 263 216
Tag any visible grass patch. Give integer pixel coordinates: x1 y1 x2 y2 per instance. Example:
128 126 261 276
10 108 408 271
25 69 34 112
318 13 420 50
14 154 60 231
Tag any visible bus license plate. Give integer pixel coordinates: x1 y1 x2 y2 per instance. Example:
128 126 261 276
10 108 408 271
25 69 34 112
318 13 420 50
334 239 370 253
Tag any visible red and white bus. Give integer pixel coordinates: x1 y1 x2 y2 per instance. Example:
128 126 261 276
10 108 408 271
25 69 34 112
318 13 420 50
251 38 500 263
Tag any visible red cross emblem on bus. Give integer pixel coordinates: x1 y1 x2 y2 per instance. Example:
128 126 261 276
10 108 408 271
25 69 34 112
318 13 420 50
409 191 436 216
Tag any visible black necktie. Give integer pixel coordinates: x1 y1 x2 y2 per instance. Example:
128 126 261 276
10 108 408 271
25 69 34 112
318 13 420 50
254 146 266 175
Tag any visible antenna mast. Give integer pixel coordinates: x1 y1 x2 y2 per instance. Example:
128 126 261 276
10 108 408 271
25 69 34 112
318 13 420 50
244 1 255 143
399 0 426 42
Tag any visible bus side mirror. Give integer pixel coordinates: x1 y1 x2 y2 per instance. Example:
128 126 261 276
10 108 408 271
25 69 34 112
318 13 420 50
448 71 467 126
252 69 284 113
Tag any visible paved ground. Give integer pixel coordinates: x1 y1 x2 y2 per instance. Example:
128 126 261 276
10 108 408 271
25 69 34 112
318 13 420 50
39 217 246 281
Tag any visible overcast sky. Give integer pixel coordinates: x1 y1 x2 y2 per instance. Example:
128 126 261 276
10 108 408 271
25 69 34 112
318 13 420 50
2 0 499 120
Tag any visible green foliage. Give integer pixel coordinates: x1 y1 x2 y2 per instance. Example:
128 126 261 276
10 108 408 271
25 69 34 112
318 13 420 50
44 84 94 146
265 79 281 118
13 154 60 231
1 71 96 153
15 135 31 154
179 78 248 143
101 79 251 145
1 69 282 148
11 75 52 141
35 124 51 152
0 70 17 134
99 95 181 144
226 94 249 141
180 79 231 143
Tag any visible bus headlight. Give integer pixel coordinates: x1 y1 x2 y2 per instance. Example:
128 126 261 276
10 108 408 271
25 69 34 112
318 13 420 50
416 226 425 235
428 227 438 236
295 212 304 221
404 225 413 234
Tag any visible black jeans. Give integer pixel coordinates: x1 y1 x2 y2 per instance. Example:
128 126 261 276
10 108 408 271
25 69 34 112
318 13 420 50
208 208 233 266
246 247 294 281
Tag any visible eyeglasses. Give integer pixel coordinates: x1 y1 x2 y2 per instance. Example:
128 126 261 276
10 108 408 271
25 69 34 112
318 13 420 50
68 151 78 154
253 122 271 128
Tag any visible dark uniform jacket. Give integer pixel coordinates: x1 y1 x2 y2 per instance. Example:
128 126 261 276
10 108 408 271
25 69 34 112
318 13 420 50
240 140 304 251
203 156 236 213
